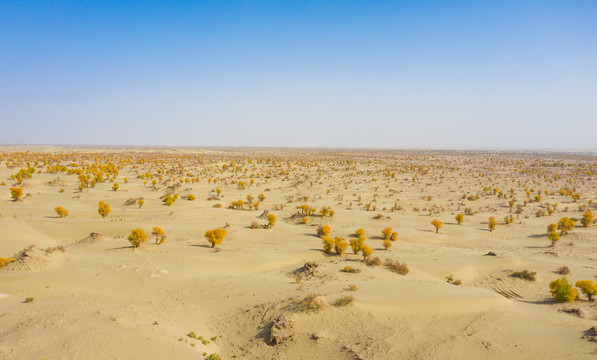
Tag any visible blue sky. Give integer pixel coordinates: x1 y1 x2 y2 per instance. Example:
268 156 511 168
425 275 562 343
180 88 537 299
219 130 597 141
1 0 596 149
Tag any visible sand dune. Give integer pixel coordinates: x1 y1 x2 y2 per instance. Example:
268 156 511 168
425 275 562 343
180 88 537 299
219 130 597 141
1 147 596 359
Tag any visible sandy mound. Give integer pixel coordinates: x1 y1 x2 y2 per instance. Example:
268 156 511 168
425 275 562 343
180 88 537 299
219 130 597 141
76 232 108 245
2 244 66 272
45 177 66 187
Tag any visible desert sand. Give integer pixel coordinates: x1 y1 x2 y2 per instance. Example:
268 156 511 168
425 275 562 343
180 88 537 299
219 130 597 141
0 146 596 359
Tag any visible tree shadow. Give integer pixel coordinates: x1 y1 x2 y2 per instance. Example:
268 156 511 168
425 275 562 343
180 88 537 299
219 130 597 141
188 244 211 248
106 246 134 251
528 233 546 239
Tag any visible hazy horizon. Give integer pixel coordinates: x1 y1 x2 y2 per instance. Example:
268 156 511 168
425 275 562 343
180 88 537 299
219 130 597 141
1 1 596 149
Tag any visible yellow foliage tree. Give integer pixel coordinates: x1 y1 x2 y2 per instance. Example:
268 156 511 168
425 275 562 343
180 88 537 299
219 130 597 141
350 237 364 254
355 228 365 237
431 219 443 233
152 226 166 245
361 244 373 260
581 210 594 227
204 228 226 248
455 213 464 225
128 228 149 248
322 236 335 254
54 206 68 218
10 187 23 201
334 237 348 255
98 201 111 218
575 280 597 301
317 225 331 238
383 239 392 250
267 214 277 228
381 227 393 239
488 217 497 232
557 217 575 235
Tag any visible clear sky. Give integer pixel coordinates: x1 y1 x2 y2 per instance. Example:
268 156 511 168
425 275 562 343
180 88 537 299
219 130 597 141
1 0 596 149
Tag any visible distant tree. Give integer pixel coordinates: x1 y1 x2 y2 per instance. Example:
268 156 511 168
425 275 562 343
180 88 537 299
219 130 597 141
350 237 364 254
138 199 145 209
112 183 119 191
267 213 277 228
9 187 23 201
575 280 597 301
383 239 392 250
128 228 149 248
317 225 331 238
381 227 393 239
581 210 594 227
431 219 443 233
557 217 575 235
322 236 335 254
204 228 226 248
549 277 578 303
361 245 373 261
152 226 166 245
334 237 348 255
98 201 111 218
488 217 497 232
455 213 464 225
54 206 68 218
548 231 560 246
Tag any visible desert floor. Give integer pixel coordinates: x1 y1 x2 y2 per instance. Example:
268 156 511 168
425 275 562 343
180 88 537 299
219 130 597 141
0 146 596 360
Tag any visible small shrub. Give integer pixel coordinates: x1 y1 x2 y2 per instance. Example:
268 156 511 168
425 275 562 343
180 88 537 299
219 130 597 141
343 265 352 273
557 266 570 275
549 277 578 303
334 295 355 307
205 354 222 360
138 199 145 208
298 294 326 312
0 257 15 267
348 284 358 291
24 297 34 303
355 228 365 237
385 258 409 275
301 216 309 224
365 256 381 266
511 269 536 281
250 221 260 229
112 183 119 191
186 194 196 201
54 206 68 218
446 274 462 285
